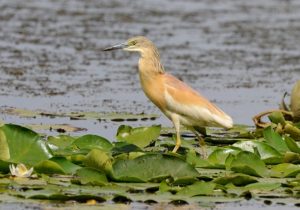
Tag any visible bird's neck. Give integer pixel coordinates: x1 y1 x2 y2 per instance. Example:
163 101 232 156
138 49 165 76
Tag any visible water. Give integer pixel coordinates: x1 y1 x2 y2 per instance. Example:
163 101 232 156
0 1 299 208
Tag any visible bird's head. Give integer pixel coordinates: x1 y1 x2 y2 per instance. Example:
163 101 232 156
103 36 155 54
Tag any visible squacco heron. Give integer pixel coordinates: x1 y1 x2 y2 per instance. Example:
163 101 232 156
103 36 233 153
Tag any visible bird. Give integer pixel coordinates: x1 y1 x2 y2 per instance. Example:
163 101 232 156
103 36 233 153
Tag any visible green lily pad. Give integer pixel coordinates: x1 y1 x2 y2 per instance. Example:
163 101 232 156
263 126 289 153
243 182 281 192
213 174 257 186
158 180 181 193
47 135 76 149
271 163 300 178
35 157 81 174
285 136 300 154
233 140 283 164
0 160 10 173
284 151 300 163
0 124 52 165
116 125 161 148
177 181 216 196
208 147 241 168
84 149 113 174
229 151 269 177
186 150 212 168
111 142 143 155
72 134 113 151
74 167 108 186
112 153 199 183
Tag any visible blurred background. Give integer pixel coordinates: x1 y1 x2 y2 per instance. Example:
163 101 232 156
0 0 299 138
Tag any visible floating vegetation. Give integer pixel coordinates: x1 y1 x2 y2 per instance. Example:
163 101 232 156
0 118 300 208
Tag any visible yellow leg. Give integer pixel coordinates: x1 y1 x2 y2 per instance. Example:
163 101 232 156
171 114 181 153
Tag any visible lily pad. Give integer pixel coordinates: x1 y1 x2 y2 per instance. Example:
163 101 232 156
243 182 281 192
0 160 10 173
263 126 289 153
233 140 283 164
208 147 241 168
0 124 52 165
186 150 212 168
112 153 199 183
84 149 113 174
271 163 300 178
47 135 76 149
74 167 108 186
116 125 161 148
72 134 113 151
213 174 257 186
35 157 81 174
285 136 300 154
111 142 142 155
177 181 216 196
229 151 269 177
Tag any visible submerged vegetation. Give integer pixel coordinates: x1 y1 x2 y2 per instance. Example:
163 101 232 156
0 81 299 208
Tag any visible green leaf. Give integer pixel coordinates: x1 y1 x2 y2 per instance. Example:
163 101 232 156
233 140 283 164
263 126 289 153
291 80 300 121
285 136 300 154
112 153 199 183
74 167 108 186
284 151 300 163
116 125 161 148
111 142 142 155
35 157 81 174
0 160 10 173
177 181 216 196
0 124 52 165
47 135 76 149
186 150 211 168
271 163 300 178
84 149 113 174
159 180 172 193
244 182 281 191
213 174 257 186
229 151 269 177
72 134 113 151
208 147 241 168
0 130 9 161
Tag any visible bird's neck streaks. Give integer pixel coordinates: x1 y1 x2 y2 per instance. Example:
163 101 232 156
139 47 165 74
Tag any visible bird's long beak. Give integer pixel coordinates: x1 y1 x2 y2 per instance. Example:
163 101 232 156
103 43 128 51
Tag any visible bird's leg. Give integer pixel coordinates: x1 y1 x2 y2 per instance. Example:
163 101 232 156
191 127 207 159
193 126 207 137
171 114 181 153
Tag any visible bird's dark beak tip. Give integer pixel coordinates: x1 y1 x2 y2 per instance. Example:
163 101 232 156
102 47 112 51
102 43 127 52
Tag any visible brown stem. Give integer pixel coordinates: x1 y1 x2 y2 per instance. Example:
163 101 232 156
252 109 293 128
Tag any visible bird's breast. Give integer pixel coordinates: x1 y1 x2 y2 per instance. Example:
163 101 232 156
138 72 167 111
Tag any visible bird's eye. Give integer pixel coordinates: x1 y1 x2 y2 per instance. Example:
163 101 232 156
129 40 137 46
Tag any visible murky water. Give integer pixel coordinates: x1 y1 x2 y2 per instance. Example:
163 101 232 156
0 0 299 208
0 0 299 132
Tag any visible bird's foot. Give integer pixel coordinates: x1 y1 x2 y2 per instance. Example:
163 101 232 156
198 136 207 159
200 146 208 159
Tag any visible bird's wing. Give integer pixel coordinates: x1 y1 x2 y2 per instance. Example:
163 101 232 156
163 73 233 128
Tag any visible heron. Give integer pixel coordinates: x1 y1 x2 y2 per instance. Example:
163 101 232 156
103 36 233 153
